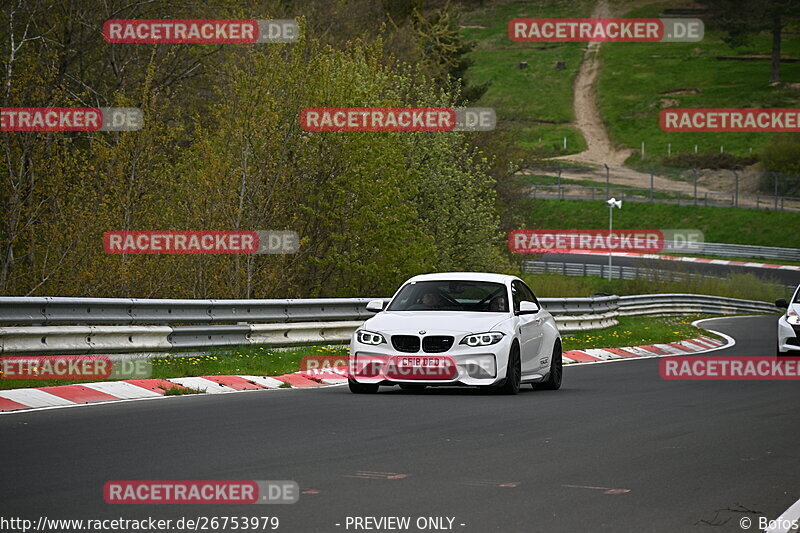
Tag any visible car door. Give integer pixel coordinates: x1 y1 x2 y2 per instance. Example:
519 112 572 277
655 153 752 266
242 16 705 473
511 280 544 374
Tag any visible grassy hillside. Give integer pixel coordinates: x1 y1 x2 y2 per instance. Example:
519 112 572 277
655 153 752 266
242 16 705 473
522 199 800 248
460 0 592 155
599 1 800 163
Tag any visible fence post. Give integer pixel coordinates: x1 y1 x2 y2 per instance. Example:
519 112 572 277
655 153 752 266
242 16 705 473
650 172 654 201
605 163 610 199
733 170 739 207
557 164 562 199
693 168 698 205
774 173 779 211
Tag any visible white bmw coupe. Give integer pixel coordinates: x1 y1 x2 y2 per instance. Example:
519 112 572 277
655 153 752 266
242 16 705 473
348 272 562 394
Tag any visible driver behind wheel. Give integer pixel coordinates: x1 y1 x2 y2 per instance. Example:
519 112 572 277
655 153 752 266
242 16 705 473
421 290 445 309
489 296 508 312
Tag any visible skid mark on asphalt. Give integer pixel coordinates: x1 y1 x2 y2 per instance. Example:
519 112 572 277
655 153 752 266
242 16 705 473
343 471 408 480
462 480 520 488
563 484 631 495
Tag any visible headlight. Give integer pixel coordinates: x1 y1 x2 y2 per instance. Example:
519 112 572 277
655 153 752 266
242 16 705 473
788 309 800 325
356 330 386 345
460 332 504 347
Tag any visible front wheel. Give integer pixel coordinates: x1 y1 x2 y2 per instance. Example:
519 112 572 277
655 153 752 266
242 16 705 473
495 342 521 395
537 340 562 391
349 379 379 394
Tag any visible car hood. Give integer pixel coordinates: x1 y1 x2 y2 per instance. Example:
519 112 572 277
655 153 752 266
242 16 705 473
362 311 508 334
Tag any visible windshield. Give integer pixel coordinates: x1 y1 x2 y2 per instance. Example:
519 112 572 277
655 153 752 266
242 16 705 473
386 280 509 312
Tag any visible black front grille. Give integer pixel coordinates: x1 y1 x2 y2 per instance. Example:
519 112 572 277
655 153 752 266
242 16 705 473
392 335 421 353
422 336 454 353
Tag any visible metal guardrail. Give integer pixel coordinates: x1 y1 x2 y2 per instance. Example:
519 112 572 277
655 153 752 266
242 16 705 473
618 294 779 317
518 236 800 262
523 261 797 290
0 294 779 355
0 297 387 325
688 242 800 262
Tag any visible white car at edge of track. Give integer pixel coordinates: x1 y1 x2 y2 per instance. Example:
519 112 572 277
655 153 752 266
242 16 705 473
348 272 563 395
776 284 800 356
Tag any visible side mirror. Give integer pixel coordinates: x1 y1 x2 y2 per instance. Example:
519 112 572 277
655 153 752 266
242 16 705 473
366 300 384 313
518 301 539 315
776 298 789 309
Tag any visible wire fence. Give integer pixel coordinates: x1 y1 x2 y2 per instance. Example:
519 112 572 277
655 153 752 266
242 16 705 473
522 164 800 211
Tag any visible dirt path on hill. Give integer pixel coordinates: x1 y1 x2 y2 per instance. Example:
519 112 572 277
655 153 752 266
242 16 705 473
553 0 635 167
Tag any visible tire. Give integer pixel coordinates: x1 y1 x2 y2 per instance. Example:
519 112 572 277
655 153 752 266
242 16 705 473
537 340 562 391
399 384 427 391
348 378 379 394
495 342 521 395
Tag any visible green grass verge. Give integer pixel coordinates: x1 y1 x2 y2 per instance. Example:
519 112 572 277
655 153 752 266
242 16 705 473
460 0 593 155
0 345 347 391
521 198 800 248
163 385 204 396
561 314 719 352
598 1 800 162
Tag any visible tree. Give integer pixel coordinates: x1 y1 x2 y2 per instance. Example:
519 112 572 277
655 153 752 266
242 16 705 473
699 0 800 83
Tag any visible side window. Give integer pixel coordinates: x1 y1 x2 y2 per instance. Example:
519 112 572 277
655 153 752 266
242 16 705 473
511 281 525 313
519 281 540 307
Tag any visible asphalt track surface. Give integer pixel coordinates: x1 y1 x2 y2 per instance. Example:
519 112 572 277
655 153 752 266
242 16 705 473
537 252 800 288
2 315 798 532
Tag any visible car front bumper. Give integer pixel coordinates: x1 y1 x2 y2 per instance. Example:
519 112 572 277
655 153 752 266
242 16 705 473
778 316 800 353
349 335 512 386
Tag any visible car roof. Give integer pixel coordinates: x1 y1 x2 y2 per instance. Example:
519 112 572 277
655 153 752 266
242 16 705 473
404 272 518 284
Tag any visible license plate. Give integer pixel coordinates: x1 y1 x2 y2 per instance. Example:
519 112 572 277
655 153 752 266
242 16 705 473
399 357 446 368
387 356 457 380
